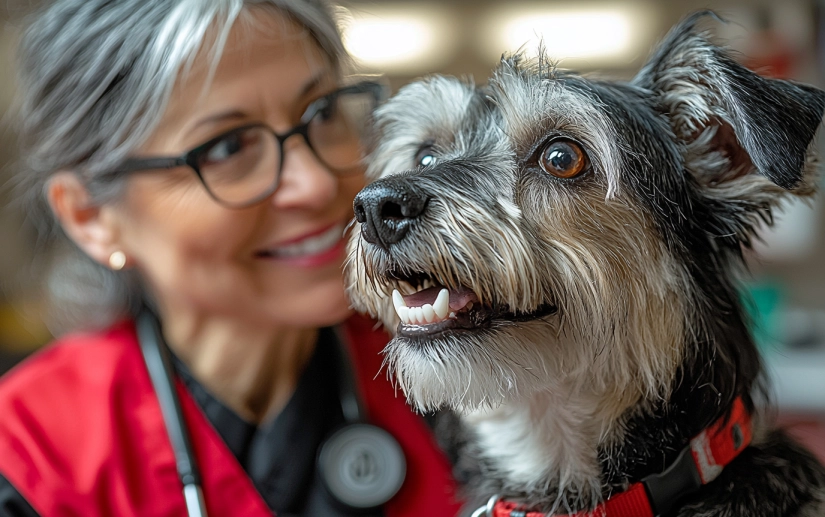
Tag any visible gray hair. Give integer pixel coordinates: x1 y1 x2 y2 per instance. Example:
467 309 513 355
15 0 349 333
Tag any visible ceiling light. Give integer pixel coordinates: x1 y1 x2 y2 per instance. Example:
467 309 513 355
340 6 457 74
483 5 657 68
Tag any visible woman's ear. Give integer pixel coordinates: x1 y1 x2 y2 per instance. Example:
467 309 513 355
47 172 124 268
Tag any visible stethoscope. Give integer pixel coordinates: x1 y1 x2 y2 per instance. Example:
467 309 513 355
136 309 407 517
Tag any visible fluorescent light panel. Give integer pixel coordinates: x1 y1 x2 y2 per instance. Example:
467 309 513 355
341 4 657 73
341 6 456 73
504 12 630 59
485 5 653 68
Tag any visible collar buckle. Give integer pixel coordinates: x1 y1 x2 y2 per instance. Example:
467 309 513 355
642 445 702 516
471 494 501 517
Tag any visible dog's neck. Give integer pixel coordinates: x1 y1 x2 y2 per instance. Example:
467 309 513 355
460 381 642 512
454 308 759 514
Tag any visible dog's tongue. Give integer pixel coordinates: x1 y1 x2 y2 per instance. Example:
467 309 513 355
402 285 479 311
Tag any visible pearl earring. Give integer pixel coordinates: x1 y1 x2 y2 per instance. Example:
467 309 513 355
109 251 127 270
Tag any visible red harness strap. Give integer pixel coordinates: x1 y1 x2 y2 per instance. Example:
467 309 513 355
482 397 752 517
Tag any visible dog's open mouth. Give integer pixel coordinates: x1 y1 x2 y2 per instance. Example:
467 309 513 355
389 272 556 337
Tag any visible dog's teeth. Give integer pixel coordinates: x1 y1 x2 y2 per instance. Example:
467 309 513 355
433 289 449 318
392 289 407 322
395 287 453 326
422 304 435 323
422 279 434 290
392 289 406 310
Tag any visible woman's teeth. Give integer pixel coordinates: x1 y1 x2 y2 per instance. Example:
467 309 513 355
272 224 343 258
393 288 454 326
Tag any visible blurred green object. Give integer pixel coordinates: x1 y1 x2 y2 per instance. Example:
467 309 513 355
741 280 784 353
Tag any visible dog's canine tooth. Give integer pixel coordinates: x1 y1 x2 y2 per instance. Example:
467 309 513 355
392 289 406 310
433 289 450 318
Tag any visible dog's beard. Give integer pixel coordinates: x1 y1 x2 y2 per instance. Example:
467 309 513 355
383 321 560 412
346 182 689 414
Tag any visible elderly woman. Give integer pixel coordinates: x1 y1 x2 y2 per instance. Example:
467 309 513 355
0 1 460 516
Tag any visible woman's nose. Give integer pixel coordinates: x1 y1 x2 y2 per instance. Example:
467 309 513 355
271 138 338 210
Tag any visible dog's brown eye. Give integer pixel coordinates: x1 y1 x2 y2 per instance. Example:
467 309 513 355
539 139 587 179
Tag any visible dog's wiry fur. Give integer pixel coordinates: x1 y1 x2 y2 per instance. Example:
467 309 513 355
346 13 825 516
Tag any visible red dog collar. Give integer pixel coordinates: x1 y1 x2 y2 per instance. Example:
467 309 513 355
473 397 752 517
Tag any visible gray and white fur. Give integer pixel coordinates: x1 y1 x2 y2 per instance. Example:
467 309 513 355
346 12 825 516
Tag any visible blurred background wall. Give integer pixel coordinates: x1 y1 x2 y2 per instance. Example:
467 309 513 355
0 0 823 451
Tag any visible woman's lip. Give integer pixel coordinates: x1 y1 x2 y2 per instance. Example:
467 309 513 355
254 235 346 268
268 238 346 268
272 222 342 247
253 221 347 266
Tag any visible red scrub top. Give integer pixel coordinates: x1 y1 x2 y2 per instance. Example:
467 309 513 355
0 315 461 516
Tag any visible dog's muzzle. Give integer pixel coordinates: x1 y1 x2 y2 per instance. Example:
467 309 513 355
353 175 556 337
353 178 429 251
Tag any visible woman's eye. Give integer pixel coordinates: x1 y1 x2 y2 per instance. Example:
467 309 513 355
309 97 335 124
538 138 588 179
202 133 244 165
415 145 437 167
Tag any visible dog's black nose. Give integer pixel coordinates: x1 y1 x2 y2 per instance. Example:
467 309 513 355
353 179 429 250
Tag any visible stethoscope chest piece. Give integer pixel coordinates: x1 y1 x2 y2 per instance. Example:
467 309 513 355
318 423 407 509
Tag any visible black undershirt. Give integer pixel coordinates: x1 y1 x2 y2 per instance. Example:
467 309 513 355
0 327 384 517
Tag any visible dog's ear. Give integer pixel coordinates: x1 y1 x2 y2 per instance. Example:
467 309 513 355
633 11 825 192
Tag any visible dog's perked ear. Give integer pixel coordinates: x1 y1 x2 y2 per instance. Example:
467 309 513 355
633 11 825 194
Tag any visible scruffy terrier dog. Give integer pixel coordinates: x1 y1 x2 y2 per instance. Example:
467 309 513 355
346 12 825 517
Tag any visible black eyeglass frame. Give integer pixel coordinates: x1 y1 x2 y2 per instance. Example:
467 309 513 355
107 81 387 208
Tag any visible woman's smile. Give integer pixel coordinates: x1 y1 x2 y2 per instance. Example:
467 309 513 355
255 221 348 267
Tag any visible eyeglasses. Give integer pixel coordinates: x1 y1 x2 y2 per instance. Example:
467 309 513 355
108 81 387 208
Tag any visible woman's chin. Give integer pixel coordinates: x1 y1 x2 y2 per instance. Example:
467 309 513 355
266 291 354 329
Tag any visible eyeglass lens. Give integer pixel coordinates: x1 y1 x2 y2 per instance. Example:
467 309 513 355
309 91 372 174
193 90 374 206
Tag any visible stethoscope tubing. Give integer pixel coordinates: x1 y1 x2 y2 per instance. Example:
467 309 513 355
136 309 405 516
137 311 209 517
